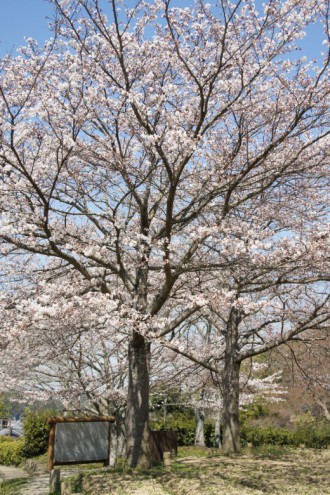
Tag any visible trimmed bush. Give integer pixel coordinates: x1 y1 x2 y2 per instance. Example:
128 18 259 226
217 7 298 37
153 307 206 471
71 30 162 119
22 409 53 457
241 425 293 446
0 439 25 465
241 422 330 449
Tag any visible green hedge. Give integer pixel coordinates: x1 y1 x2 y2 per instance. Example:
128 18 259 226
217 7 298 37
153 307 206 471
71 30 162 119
151 410 330 449
241 426 293 446
0 439 25 466
241 422 330 449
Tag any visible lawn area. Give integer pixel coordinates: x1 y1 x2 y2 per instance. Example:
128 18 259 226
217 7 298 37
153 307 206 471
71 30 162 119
0 479 28 495
79 446 330 495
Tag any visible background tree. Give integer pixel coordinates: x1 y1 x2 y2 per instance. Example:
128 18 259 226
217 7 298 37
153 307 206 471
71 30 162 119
0 394 10 420
269 332 330 421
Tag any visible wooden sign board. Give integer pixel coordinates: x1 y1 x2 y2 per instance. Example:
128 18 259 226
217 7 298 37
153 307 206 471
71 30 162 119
149 431 178 463
48 416 115 471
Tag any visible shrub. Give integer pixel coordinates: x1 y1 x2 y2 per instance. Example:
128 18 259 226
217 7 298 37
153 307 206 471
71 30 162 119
241 425 293 446
150 412 195 446
0 439 25 465
292 421 330 449
0 393 10 418
0 436 16 443
240 402 330 449
240 400 268 425
241 422 330 449
22 409 54 457
150 412 214 447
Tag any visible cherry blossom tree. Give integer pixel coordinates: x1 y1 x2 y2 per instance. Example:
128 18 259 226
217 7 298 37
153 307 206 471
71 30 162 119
153 343 285 448
1 0 330 465
270 331 330 421
164 264 330 452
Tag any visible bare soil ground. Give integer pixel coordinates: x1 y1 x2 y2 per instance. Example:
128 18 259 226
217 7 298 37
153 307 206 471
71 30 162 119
81 447 330 495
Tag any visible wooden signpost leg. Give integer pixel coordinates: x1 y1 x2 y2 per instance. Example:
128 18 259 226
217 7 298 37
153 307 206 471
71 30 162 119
48 424 56 472
105 423 112 466
50 469 61 493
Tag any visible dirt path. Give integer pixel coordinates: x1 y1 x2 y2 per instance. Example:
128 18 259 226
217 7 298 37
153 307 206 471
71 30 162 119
0 464 82 495
0 465 29 482
17 474 49 495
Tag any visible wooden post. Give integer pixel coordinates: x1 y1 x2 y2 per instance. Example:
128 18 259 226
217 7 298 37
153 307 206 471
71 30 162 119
61 480 72 495
104 421 112 466
163 451 171 470
49 469 61 493
48 424 56 472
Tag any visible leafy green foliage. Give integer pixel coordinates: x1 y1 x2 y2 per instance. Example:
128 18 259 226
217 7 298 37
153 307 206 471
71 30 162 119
241 425 294 446
150 390 186 416
22 409 54 457
241 422 330 449
239 400 268 424
0 436 16 443
0 393 10 419
293 421 330 449
150 412 214 447
240 403 330 449
0 438 25 465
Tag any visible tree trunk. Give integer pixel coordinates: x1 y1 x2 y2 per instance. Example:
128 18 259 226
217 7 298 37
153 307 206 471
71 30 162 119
126 332 151 468
195 408 205 447
214 414 221 449
316 399 330 421
110 410 127 466
222 307 241 454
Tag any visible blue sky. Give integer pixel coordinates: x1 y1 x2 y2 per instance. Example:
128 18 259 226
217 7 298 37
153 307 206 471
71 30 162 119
0 0 326 60
0 0 54 56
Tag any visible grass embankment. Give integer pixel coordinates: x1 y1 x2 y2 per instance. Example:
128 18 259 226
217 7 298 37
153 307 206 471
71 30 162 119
1 446 329 494
74 446 330 495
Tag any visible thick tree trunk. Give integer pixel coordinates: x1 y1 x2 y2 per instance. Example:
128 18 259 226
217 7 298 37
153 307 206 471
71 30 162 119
195 408 205 447
126 332 151 468
222 307 241 454
222 359 241 453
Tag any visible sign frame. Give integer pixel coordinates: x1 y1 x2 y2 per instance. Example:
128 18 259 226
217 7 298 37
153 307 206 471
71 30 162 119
48 416 115 471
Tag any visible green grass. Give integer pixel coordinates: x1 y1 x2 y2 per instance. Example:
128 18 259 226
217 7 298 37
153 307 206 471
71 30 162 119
72 447 330 495
0 478 28 495
171 462 200 475
243 444 296 458
176 445 222 459
178 444 296 460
